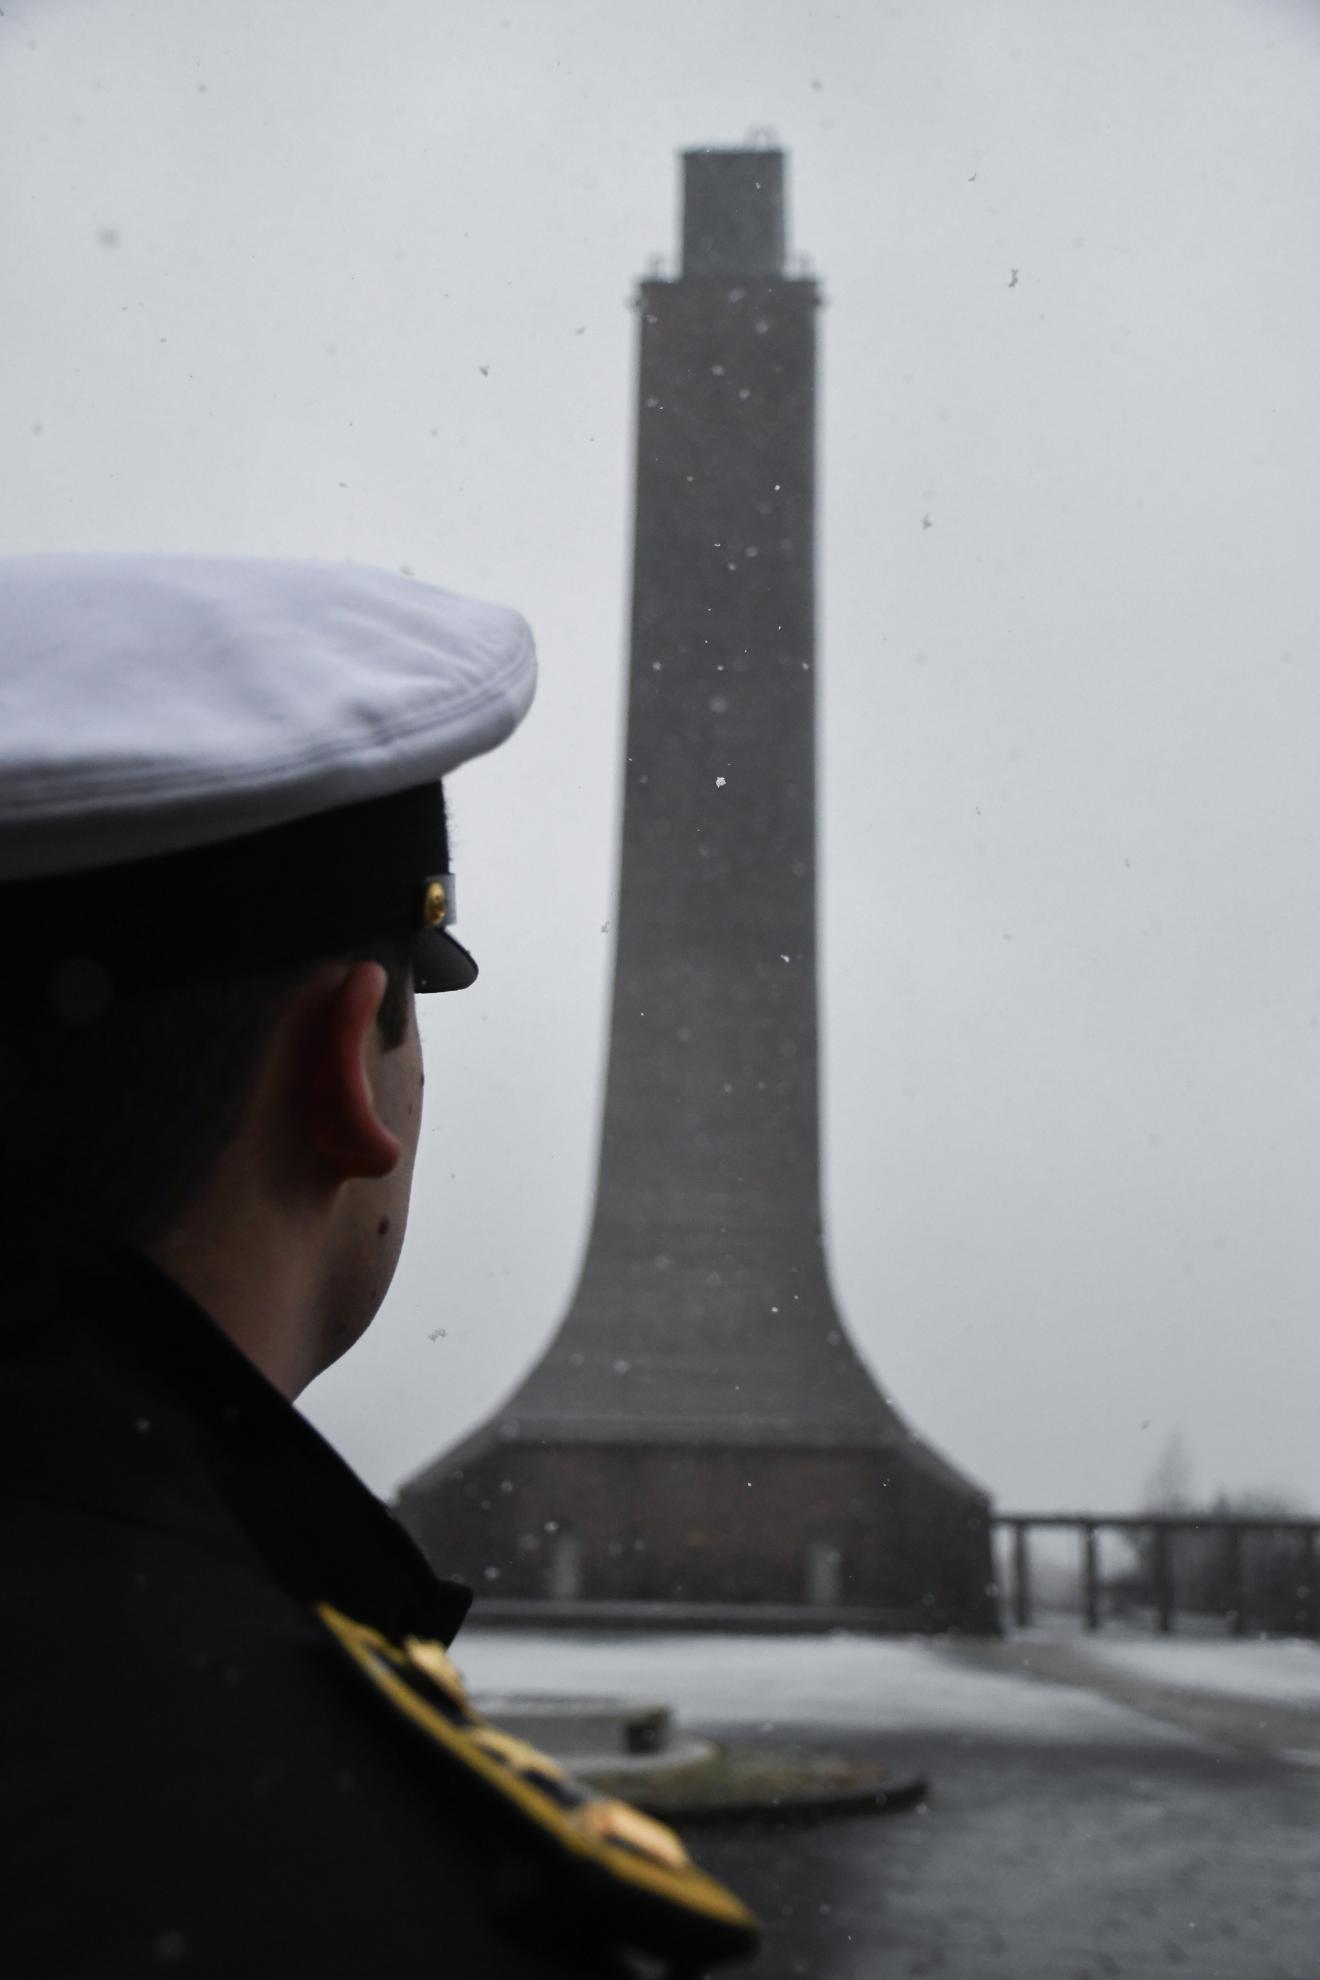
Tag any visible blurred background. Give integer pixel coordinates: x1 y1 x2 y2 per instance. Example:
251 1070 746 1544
4 0 1320 1522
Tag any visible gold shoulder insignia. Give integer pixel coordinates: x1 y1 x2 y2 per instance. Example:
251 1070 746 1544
316 1603 759 1971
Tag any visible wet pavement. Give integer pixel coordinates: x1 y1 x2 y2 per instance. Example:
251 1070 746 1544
693 1722 1320 1979
460 1628 1320 1979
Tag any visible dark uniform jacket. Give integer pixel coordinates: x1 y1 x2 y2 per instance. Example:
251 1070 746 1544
0 1242 756 1978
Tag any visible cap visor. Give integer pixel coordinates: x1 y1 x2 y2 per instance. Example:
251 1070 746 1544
414 925 479 993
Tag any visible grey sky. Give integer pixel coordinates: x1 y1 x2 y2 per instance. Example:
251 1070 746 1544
4 0 1320 1515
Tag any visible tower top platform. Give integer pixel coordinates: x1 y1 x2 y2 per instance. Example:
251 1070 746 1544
681 147 785 278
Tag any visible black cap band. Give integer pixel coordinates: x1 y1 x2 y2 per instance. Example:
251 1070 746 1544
2 782 477 1006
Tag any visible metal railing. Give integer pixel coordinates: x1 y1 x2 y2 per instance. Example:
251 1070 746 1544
994 1513 1320 1636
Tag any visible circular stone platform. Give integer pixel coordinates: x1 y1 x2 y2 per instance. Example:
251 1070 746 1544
474 1692 926 1822
583 1746 928 1824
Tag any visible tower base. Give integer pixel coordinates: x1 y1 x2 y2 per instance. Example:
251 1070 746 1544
398 1433 999 1634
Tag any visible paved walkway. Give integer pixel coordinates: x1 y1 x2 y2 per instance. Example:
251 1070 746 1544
699 1721 1319 1979
957 1631 1320 1760
460 1627 1320 1978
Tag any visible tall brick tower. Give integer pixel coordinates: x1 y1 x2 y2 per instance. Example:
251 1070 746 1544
399 148 996 1630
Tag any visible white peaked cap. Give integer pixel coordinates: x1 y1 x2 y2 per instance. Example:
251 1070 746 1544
0 553 537 884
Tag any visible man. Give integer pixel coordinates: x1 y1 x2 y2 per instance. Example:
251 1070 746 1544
0 555 757 1977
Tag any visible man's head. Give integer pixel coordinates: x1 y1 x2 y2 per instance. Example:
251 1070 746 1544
0 553 537 1392
0 942 421 1391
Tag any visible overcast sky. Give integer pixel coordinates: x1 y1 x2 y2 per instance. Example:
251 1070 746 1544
5 0 1320 1517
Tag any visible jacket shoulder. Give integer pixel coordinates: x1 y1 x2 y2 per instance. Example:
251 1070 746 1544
318 1603 759 1976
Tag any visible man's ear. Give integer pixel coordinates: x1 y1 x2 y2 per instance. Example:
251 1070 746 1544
291 961 402 1182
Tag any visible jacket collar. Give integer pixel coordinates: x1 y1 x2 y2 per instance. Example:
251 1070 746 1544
0 1238 471 1648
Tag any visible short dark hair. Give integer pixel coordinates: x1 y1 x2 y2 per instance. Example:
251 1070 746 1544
0 940 413 1249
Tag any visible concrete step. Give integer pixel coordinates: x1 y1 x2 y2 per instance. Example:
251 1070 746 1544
474 1691 697 1763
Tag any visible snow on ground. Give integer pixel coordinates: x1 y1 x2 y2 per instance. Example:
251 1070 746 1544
1071 1631 1320 1706
457 1630 1194 1745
